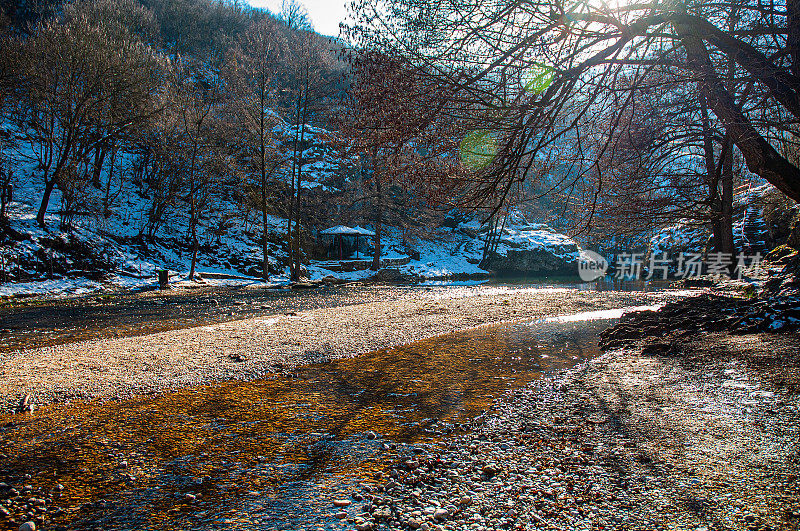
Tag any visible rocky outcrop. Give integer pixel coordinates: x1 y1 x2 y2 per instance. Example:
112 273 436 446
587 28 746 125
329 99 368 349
481 225 580 276
600 250 800 351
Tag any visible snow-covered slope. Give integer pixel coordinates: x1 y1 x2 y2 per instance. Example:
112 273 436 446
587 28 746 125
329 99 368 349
0 117 585 298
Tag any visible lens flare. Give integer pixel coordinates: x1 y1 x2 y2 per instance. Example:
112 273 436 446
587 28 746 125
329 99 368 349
522 63 555 94
460 130 498 170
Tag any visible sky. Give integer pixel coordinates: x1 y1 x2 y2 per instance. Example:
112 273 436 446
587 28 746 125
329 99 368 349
247 0 348 37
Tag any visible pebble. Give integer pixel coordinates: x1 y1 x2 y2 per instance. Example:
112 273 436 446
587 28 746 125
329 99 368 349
19 523 36 531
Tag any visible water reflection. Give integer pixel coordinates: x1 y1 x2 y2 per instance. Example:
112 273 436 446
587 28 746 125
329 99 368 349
0 318 614 530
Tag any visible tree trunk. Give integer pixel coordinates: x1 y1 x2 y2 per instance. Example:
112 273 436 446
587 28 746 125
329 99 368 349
371 171 383 271
701 95 722 252
259 78 270 283
187 132 199 281
103 142 119 218
91 142 107 189
287 93 302 281
480 214 495 266
720 139 735 257
36 176 56 228
790 0 800 79
292 67 311 281
676 23 800 202
262 208 270 282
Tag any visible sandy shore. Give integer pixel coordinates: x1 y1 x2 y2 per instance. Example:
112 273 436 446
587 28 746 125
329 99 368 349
1 287 684 410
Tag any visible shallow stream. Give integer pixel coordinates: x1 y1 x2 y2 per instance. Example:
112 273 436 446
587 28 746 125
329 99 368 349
0 312 623 530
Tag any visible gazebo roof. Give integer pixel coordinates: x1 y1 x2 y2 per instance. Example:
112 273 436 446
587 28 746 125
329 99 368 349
351 225 375 236
320 225 375 237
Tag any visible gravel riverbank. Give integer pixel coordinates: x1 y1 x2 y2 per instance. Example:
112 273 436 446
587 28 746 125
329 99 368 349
338 332 800 531
1 286 686 410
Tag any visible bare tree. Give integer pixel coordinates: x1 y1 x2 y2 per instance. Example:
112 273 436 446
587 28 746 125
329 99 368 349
228 17 287 281
173 59 224 280
283 28 330 280
11 0 164 228
280 0 311 31
344 0 800 218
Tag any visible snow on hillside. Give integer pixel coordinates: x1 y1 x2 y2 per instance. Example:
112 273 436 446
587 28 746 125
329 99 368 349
1 194 583 297
649 221 708 255
0 117 586 298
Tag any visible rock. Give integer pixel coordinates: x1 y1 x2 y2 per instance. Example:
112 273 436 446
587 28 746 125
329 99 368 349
334 511 347 519
19 523 36 531
184 493 196 502
372 268 419 283
481 224 580 276
373 507 392 519
365 430 379 440
407 517 422 529
459 495 472 505
433 508 449 520
333 499 351 507
482 464 500 476
15 394 34 414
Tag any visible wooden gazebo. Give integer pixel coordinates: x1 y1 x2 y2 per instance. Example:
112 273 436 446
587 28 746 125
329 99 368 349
319 225 375 259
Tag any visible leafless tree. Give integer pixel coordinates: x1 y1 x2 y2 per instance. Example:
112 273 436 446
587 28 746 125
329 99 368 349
10 0 165 227
227 17 288 280
344 0 800 226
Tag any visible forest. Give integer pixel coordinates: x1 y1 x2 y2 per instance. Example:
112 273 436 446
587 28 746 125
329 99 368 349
0 0 799 287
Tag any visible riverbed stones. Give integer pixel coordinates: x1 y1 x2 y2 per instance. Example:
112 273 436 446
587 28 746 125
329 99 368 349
3 286 687 410
18 522 35 531
481 463 500 476
332 499 351 507
345 331 800 531
354 520 373 531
